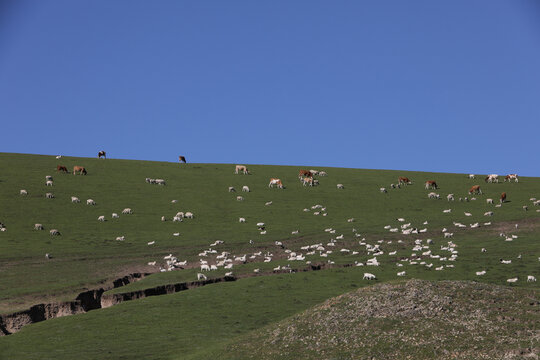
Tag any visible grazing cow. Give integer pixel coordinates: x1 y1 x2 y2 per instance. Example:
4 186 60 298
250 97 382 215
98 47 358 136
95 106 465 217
56 165 68 173
302 177 313 186
298 170 312 178
505 174 518 183
485 174 499 183
425 180 438 190
73 166 87 175
179 155 187 164
398 177 411 185
468 185 482 195
235 165 249 174
500 192 507 204
268 178 283 189
98 151 106 159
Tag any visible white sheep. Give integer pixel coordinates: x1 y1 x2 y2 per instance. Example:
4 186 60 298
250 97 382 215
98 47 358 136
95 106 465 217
46 180 53 186
34 223 44 230
507 277 518 283
237 196 244 201
363 272 376 280
239 217 246 223
122 208 132 214
476 270 486 276
447 194 454 201
427 192 440 199
337 184 344 189
185 212 194 219
468 174 475 179
46 193 54 199
20 189 28 195
397 271 406 277
229 186 236 192
98 215 105 222
197 273 207 281
161 216 166 222
173 216 183 222
200 264 210 271
265 201 273 206
50 229 60 236
242 186 250 192
380 187 387 193
116 236 125 241
155 179 166 185
112 213 119 218
86 199 96 205
486 198 493 204
527 275 537 282
45 175 53 181
484 211 494 216
71 196 80 203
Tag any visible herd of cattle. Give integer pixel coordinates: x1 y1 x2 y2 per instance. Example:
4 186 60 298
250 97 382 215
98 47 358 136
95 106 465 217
5 151 538 287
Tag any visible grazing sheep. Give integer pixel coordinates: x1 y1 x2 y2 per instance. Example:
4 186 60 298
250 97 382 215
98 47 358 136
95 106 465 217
34 223 44 230
86 199 95 205
239 217 246 223
45 175 53 181
444 232 453 238
337 184 344 189
161 216 166 221
397 271 406 277
49 229 60 236
242 186 250 192
229 186 236 192
523 205 529 211
98 215 105 222
486 198 493 204
484 211 494 216
115 236 125 241
122 208 132 214
46 180 53 186
45 253 51 259
447 194 454 201
363 273 376 280
112 213 119 219
527 275 537 282
155 179 166 185
20 189 28 195
46 193 54 199
380 187 387 193
427 192 440 199
237 196 244 201
468 174 475 179
319 171 327 176
197 273 207 280
173 216 183 222
200 264 210 271
71 196 80 203
185 212 194 219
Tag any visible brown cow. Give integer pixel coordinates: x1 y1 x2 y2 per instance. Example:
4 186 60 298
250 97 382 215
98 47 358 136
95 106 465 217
56 165 68 173
425 180 438 190
500 192 507 203
298 170 312 179
73 166 87 175
98 151 106 159
268 178 283 188
179 156 187 164
398 177 411 185
468 185 482 195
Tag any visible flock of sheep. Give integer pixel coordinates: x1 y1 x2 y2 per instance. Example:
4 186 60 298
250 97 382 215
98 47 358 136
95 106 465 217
7 158 538 287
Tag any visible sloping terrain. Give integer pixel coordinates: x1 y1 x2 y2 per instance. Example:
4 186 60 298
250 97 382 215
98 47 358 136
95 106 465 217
0 152 539 359
225 280 540 360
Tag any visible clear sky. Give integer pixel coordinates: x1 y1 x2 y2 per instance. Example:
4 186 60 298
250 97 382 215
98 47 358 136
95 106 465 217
1 1 539 175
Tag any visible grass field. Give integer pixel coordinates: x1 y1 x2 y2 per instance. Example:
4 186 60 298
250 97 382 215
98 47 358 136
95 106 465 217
0 152 538 358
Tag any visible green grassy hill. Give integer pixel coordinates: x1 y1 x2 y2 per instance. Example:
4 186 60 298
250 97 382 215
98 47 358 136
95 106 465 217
0 152 538 359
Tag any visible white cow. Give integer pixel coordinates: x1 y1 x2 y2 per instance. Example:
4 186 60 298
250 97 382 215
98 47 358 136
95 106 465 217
486 174 499 183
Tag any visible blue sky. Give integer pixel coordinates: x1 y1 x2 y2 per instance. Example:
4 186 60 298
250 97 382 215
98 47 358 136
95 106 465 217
1 1 539 175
